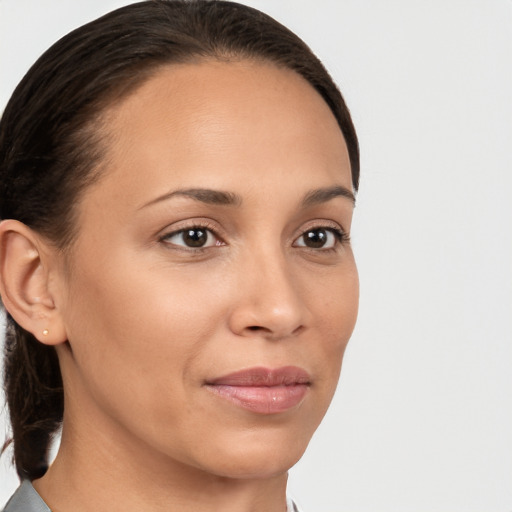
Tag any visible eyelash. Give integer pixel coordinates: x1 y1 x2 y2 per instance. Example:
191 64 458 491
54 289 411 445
159 222 350 252
159 221 224 251
293 225 350 252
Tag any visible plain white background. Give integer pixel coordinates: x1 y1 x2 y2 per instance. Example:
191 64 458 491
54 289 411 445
1 1 511 511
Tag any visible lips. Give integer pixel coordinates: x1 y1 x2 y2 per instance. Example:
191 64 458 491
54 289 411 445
204 366 311 414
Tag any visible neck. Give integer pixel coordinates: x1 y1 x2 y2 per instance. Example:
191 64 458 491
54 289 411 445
33 415 289 512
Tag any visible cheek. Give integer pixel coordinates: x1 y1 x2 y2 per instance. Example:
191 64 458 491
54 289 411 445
309 259 359 382
60 254 226 406
58 258 237 464
312 253 358 328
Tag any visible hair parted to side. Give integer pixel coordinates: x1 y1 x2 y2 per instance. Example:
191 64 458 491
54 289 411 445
0 0 359 481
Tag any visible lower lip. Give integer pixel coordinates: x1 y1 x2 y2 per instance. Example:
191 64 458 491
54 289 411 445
205 384 309 414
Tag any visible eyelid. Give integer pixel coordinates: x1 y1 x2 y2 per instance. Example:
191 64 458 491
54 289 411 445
294 219 348 238
292 220 350 249
158 219 226 249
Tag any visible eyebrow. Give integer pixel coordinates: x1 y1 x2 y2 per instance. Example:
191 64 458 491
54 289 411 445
140 184 355 210
301 185 356 207
140 188 242 209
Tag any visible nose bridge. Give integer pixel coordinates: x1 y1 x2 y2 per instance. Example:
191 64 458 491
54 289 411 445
231 242 308 339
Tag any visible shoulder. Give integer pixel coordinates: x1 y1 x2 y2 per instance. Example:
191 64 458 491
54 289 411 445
2 481 51 512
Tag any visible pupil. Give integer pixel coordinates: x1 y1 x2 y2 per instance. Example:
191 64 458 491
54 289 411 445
304 229 327 248
184 229 207 247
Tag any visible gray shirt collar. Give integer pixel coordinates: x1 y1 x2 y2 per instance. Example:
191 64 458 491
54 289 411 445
2 481 51 512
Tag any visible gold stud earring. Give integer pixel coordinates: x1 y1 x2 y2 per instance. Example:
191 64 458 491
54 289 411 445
42 329 49 336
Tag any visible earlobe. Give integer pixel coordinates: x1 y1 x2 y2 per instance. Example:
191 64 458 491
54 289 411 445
0 219 67 345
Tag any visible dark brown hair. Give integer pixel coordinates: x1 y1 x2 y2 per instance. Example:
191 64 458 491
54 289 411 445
0 0 359 480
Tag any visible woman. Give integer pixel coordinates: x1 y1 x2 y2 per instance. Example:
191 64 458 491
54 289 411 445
0 1 359 511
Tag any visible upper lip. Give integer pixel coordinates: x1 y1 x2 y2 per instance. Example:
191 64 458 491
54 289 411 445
205 366 311 387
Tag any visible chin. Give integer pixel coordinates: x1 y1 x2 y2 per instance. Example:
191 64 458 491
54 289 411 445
205 451 305 481
190 425 312 480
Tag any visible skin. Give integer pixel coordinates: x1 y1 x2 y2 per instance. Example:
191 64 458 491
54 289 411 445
2 60 358 512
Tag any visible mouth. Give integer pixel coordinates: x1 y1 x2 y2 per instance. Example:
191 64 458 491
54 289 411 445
204 366 311 414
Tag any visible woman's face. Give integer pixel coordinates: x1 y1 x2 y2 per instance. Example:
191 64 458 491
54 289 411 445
52 60 358 479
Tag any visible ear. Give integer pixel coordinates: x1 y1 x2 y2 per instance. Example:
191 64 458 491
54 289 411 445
0 219 67 345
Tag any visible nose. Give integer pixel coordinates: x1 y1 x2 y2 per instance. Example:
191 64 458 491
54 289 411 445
228 249 310 340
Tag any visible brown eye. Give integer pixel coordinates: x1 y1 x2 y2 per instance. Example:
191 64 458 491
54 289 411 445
163 227 220 248
183 229 208 247
294 228 339 249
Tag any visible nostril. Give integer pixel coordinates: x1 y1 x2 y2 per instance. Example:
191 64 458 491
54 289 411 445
248 325 263 331
292 325 305 336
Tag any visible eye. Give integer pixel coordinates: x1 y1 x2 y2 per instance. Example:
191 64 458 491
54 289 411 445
293 227 342 249
162 227 223 248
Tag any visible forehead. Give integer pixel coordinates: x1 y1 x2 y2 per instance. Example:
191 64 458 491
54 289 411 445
89 60 352 206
